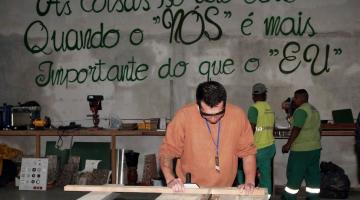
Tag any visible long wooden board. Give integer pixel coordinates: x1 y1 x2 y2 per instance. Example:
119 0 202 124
155 193 210 200
155 194 268 200
64 184 266 196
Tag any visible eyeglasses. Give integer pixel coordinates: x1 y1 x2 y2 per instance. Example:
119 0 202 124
200 109 225 117
199 108 226 122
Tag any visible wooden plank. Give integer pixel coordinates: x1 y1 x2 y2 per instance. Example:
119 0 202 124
35 133 41 157
155 193 209 200
64 185 267 196
77 193 268 200
0 128 355 137
0 130 166 136
321 123 355 130
77 192 268 200
321 130 355 136
274 129 355 137
156 193 268 200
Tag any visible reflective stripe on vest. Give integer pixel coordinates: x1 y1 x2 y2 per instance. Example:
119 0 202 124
255 126 273 132
306 187 320 194
285 186 299 194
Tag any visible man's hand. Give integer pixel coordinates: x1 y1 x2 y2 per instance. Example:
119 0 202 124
283 127 300 153
167 178 184 192
238 182 255 195
282 143 291 153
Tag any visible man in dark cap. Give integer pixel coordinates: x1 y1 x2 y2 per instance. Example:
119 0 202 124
238 83 276 199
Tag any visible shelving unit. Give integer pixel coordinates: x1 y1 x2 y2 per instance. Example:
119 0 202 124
0 129 165 184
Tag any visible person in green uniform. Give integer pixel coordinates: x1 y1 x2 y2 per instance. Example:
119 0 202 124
281 89 321 200
238 83 276 199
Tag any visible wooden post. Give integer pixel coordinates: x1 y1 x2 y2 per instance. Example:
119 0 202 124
111 134 117 184
35 133 41 158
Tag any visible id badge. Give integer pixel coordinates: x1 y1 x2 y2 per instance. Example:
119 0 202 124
215 156 221 172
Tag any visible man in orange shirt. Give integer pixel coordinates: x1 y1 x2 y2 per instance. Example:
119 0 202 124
159 81 257 193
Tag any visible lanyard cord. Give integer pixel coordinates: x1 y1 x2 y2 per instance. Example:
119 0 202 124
205 120 221 157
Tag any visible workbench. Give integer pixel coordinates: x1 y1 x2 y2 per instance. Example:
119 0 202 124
0 123 355 184
274 123 355 138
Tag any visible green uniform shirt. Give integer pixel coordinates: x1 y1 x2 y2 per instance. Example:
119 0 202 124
248 101 275 149
248 106 258 124
291 103 321 151
293 109 307 128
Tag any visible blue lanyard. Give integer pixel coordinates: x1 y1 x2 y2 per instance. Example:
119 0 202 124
205 120 221 157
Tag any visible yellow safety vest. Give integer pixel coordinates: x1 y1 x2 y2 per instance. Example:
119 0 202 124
291 103 321 151
253 101 275 149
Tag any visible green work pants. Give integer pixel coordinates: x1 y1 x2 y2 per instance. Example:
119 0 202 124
237 144 276 195
282 149 321 200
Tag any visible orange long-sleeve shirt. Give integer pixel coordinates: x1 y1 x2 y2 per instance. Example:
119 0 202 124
159 103 256 187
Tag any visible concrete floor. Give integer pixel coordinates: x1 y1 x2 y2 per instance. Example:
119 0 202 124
272 186 360 200
1 185 360 200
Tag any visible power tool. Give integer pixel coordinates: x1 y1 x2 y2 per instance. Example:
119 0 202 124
87 95 103 129
32 117 51 129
